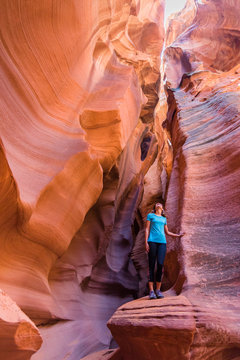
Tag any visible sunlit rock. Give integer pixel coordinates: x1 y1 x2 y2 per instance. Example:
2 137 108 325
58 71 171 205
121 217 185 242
107 1 240 359
1 0 239 358
0 0 164 358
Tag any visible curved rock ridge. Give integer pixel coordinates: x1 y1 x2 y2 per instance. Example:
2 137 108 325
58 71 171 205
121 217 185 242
0 140 103 322
0 0 165 358
0 0 146 206
0 289 42 359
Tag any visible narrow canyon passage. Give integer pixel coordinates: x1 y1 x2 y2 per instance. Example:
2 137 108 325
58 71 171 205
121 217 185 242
0 1 240 360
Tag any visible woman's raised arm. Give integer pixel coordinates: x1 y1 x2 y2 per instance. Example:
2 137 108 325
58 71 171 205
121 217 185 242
164 224 184 238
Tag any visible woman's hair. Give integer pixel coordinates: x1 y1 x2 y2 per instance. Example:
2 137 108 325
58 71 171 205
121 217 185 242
152 202 166 217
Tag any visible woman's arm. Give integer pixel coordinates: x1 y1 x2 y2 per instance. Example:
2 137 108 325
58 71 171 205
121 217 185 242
145 221 150 252
164 224 184 238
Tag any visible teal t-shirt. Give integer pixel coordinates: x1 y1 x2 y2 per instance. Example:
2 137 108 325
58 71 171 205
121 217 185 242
147 213 167 244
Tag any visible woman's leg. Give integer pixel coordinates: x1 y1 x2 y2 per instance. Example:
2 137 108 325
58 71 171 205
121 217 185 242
148 242 157 291
156 243 166 290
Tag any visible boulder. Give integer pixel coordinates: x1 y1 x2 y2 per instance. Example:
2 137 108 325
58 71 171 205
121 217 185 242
0 289 42 359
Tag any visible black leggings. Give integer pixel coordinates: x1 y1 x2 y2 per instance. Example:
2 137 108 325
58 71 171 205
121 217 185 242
148 242 166 282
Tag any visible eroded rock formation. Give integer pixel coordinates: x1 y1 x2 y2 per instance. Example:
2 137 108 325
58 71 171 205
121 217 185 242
106 1 240 360
1 0 240 359
0 0 165 358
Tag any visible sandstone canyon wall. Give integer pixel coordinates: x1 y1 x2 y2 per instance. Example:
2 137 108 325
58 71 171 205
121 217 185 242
0 0 166 358
0 0 240 359
108 1 240 360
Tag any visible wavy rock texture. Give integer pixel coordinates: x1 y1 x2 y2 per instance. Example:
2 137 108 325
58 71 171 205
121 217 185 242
0 0 164 358
103 1 240 360
164 67 240 360
1 0 240 359
155 0 240 359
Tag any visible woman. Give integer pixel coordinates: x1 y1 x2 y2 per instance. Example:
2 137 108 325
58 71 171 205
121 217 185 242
145 202 184 299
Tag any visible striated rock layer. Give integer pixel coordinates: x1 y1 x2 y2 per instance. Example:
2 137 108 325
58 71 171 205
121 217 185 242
150 0 240 359
0 0 165 358
164 66 240 360
104 1 240 360
108 296 196 360
1 0 240 359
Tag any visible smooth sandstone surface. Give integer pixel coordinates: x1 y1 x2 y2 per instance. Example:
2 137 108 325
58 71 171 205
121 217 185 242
155 0 240 359
0 0 165 358
0 0 240 359
164 67 240 360
105 1 240 360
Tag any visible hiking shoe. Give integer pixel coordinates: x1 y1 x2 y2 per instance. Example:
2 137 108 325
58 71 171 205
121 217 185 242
156 290 164 299
149 290 157 300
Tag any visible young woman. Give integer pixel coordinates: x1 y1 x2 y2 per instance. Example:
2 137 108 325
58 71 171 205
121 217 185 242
145 202 184 299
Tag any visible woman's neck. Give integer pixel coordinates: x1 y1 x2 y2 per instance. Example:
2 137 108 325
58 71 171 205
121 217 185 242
155 210 162 216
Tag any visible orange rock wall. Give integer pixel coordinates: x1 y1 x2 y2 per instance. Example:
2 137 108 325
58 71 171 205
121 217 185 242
0 0 165 358
106 1 240 360
149 0 240 359
1 0 240 359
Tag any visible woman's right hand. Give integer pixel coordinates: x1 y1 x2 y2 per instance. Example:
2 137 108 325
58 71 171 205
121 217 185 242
178 231 185 237
145 243 149 253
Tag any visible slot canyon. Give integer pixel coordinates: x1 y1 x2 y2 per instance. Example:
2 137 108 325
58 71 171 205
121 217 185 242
0 0 240 359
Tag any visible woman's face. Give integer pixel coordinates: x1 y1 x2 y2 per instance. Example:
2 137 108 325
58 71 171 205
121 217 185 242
155 203 163 211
